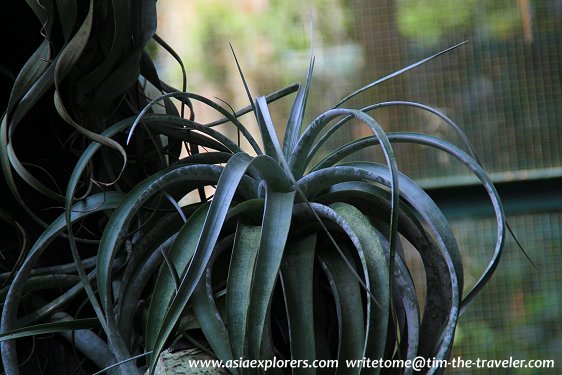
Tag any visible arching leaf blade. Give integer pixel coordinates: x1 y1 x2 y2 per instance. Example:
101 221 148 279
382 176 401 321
0 318 99 342
246 190 296 360
318 247 365 375
145 202 211 350
226 223 262 362
329 202 389 374
280 233 317 375
147 153 260 373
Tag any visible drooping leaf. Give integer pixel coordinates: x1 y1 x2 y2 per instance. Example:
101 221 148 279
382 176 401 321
318 246 365 375
298 164 463 363
330 202 389 373
0 192 124 373
312 131 507 312
317 181 447 362
127 92 262 155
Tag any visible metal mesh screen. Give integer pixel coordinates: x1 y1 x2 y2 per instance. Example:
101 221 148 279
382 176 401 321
450 211 562 373
333 0 562 182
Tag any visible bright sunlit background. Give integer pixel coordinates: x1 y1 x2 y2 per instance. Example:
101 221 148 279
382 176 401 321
155 1 561 372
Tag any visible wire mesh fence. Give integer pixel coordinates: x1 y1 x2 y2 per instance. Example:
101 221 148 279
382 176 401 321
450 211 562 373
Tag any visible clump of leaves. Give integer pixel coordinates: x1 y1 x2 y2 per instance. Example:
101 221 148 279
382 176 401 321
1 4 508 375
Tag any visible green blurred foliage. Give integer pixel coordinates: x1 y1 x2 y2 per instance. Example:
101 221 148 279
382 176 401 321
397 0 522 46
182 0 351 85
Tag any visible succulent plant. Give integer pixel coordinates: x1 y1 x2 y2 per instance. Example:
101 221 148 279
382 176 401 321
129 45 506 374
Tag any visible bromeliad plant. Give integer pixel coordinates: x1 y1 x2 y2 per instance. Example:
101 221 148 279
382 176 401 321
125 47 505 374
1 5 508 374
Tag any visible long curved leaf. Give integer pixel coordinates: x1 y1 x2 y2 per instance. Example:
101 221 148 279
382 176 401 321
291 109 400 309
99 166 232 346
0 192 124 374
127 92 262 155
145 202 211 350
318 181 448 362
310 132 506 312
53 0 129 189
77 1 132 89
245 190 295 360
308 101 479 168
298 165 462 366
330 202 389 375
280 233 317 375
226 223 262 362
5 40 50 114
147 153 286 373
191 235 236 371
334 41 468 108
318 247 365 375
0 318 98 342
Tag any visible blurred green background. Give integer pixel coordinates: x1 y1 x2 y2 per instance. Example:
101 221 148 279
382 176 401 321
155 0 561 373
